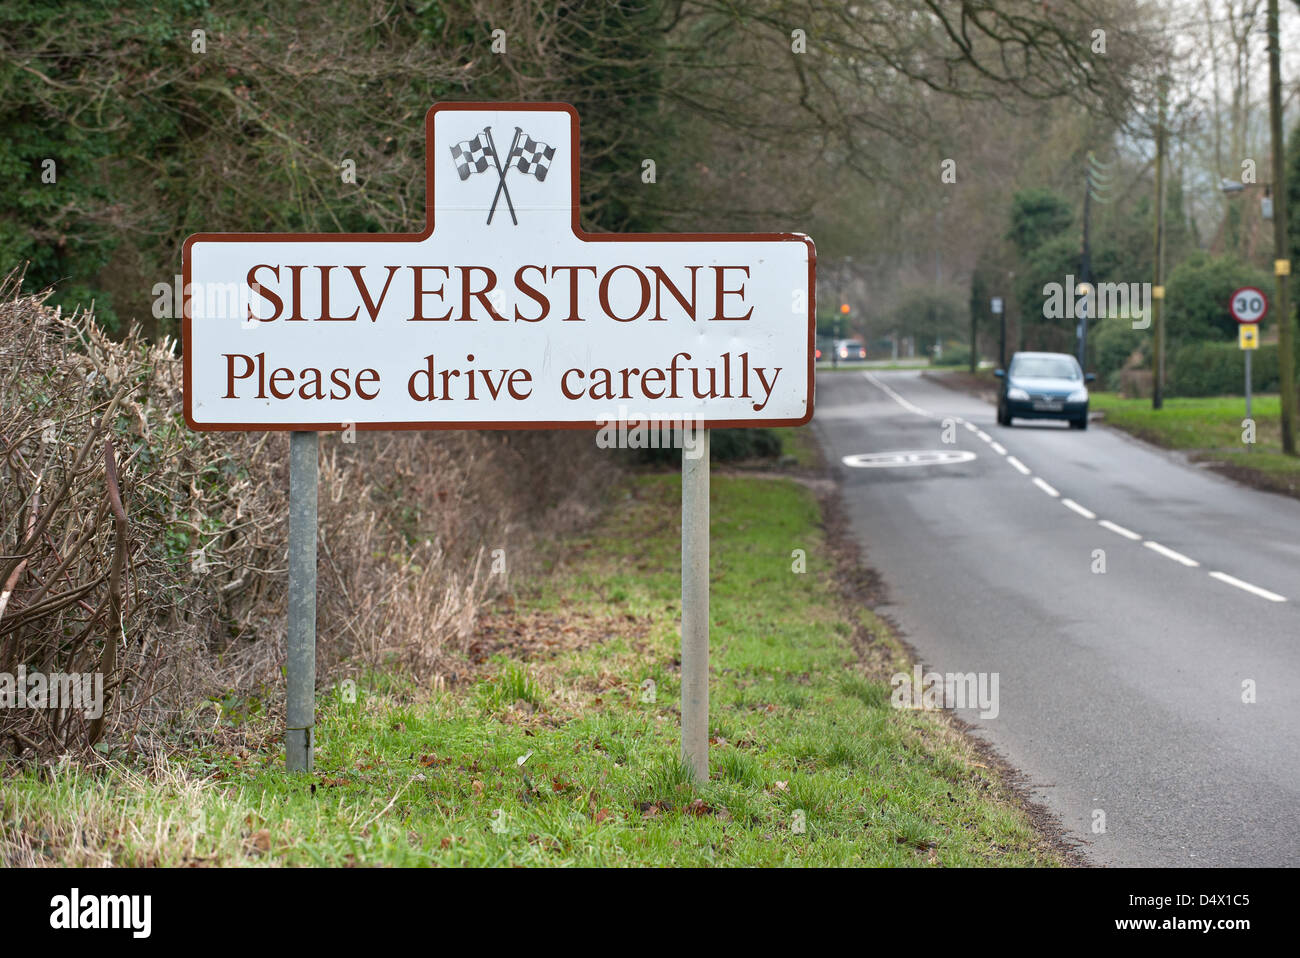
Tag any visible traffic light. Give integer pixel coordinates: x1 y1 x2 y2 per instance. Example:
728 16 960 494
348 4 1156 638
840 303 850 315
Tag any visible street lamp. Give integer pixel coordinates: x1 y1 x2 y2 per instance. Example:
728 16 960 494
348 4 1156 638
1221 179 1274 221
1076 282 1092 369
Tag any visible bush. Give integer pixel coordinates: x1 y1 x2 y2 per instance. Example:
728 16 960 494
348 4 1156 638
1168 341 1276 397
0 277 609 759
1165 253 1273 349
1091 316 1149 388
625 427 783 465
933 345 970 367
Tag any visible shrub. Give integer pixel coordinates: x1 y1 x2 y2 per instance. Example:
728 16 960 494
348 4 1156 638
933 345 970 367
1168 341 1276 397
1165 253 1273 349
0 277 609 759
626 427 782 465
1091 316 1149 387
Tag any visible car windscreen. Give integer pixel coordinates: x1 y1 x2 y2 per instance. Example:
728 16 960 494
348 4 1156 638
1010 357 1080 380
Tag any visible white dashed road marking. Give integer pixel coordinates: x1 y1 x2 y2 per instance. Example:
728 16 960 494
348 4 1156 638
1208 571 1286 602
1143 541 1200 568
860 373 1286 603
1032 477 1060 498
1062 498 1096 520
1099 519 1143 541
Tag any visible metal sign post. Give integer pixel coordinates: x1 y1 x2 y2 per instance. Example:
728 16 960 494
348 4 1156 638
286 430 318 772
1239 323 1259 453
1245 346 1253 438
991 297 1005 369
680 429 710 780
1230 287 1267 458
182 102 813 778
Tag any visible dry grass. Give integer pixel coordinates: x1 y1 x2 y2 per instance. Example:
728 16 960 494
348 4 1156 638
0 273 611 760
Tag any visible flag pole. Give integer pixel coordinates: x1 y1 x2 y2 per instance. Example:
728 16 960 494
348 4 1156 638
486 127 519 226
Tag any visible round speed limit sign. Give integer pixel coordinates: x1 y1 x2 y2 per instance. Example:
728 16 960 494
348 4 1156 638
1230 286 1269 324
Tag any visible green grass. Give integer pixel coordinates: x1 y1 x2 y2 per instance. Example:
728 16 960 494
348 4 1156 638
768 427 821 468
1089 392 1300 486
1 475 1059 867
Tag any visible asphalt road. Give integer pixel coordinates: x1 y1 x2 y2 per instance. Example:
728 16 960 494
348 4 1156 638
815 369 1300 867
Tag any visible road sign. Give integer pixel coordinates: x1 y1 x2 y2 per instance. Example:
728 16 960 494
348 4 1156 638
184 103 814 430
1239 321 1259 445
991 297 1003 314
1230 286 1268 324
182 102 815 780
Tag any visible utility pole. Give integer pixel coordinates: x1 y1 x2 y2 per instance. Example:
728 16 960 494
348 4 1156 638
1152 75 1168 410
1269 0 1296 454
1079 155 1094 370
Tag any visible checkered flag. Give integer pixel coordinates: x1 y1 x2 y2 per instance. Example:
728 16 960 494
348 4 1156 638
449 131 495 181
508 133 556 182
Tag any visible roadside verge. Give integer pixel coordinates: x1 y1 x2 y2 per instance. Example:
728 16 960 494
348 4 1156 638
2 435 1069 866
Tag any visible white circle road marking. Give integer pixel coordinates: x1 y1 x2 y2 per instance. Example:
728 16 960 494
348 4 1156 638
841 450 977 469
859 373 1285 602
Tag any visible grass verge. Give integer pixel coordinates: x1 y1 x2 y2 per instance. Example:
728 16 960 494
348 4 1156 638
1089 393 1300 498
2 473 1060 867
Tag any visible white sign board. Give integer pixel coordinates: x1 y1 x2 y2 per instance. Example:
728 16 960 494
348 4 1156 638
183 103 816 431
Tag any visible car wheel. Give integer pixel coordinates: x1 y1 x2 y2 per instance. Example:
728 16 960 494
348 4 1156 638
1070 416 1087 430
997 404 1010 426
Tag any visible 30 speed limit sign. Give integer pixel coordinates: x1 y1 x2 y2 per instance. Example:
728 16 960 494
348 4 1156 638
1230 286 1269 324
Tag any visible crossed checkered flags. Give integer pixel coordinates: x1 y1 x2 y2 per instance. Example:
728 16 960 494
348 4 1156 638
449 125 556 226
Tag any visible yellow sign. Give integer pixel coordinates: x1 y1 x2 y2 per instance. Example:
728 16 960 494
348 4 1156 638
1276 259 1292 277
1152 285 1165 300
1239 323 1259 350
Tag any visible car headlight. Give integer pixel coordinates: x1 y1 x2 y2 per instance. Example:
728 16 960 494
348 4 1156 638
1067 389 1088 402
1007 387 1029 400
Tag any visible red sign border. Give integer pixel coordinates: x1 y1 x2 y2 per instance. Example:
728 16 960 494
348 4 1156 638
1229 286 1269 325
181 101 817 432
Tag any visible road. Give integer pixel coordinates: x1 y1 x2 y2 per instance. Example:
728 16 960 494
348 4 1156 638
815 369 1300 867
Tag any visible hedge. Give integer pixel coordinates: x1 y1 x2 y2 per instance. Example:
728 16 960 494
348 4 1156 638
1168 341 1277 397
